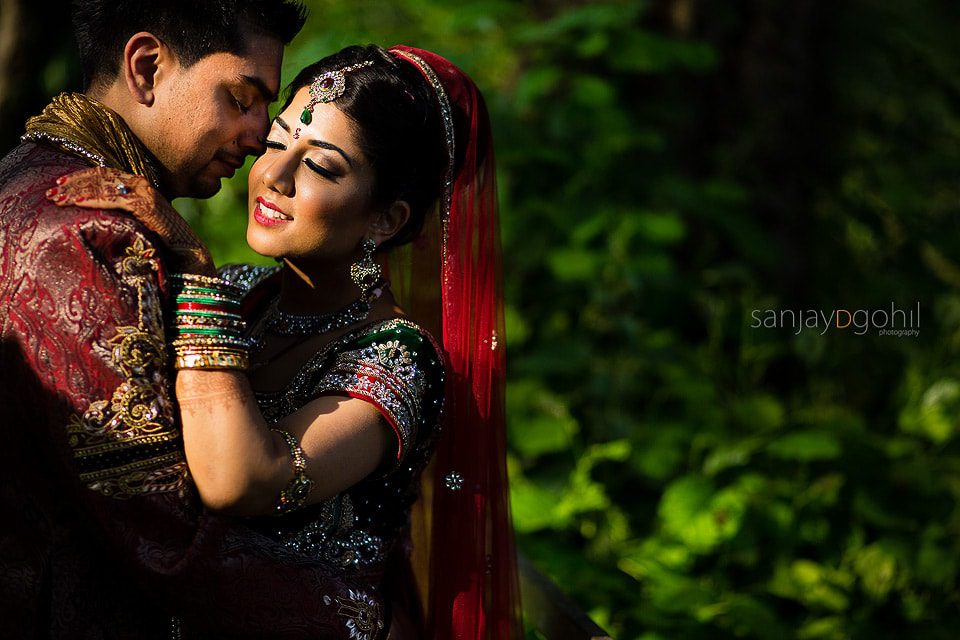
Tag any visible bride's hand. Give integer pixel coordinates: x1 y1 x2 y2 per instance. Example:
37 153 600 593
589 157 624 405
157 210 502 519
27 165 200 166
46 167 216 276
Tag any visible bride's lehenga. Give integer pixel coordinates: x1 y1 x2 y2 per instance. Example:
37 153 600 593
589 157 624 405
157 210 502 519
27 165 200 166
221 264 444 640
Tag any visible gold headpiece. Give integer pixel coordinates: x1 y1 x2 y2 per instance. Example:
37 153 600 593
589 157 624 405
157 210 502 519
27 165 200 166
299 61 375 125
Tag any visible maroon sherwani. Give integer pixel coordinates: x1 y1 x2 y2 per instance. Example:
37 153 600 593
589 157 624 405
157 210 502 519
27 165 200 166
0 141 386 639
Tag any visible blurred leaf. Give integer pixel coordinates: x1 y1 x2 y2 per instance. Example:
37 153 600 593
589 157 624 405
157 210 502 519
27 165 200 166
767 431 842 462
658 476 746 553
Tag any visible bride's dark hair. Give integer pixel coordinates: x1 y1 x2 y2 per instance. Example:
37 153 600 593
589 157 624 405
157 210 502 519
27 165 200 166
283 44 451 251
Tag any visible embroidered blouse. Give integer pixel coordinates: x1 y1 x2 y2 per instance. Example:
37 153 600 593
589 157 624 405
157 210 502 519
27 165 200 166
221 263 445 578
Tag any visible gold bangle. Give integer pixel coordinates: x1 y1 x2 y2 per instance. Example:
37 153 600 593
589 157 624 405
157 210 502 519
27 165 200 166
171 273 244 298
174 351 249 370
175 314 246 329
173 272 240 289
272 428 314 514
172 336 250 349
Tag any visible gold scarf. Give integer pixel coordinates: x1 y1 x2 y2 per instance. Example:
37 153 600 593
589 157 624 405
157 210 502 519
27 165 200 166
22 92 161 187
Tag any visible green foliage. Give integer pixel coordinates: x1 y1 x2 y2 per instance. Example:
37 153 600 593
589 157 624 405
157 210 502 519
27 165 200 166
497 0 960 637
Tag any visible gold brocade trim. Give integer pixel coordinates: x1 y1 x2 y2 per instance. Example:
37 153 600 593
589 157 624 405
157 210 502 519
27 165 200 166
67 238 188 499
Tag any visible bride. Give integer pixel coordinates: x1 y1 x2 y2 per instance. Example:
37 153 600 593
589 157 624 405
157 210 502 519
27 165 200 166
52 44 521 640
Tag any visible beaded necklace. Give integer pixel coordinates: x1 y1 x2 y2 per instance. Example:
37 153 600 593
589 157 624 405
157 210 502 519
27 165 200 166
248 282 386 357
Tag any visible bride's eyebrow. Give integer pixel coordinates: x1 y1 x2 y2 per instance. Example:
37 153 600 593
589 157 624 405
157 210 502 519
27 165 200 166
274 116 354 167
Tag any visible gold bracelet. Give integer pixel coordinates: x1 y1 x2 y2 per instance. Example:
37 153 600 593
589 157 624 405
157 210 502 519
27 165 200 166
172 335 250 349
272 428 314 514
173 272 241 289
175 314 246 329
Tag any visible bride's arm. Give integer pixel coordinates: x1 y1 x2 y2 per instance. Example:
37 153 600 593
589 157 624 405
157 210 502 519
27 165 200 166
175 369 392 516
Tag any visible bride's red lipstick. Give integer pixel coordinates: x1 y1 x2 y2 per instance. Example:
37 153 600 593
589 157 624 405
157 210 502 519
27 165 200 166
253 196 291 227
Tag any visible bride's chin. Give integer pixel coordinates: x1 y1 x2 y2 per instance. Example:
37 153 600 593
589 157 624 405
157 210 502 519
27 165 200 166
245 229 282 259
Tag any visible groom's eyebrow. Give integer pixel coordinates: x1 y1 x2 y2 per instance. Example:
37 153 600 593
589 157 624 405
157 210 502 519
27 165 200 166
240 74 278 102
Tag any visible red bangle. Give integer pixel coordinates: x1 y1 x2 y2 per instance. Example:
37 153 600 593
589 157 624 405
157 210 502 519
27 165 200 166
177 302 232 313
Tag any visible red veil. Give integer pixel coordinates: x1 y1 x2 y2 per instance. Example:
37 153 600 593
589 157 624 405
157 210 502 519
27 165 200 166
387 46 523 639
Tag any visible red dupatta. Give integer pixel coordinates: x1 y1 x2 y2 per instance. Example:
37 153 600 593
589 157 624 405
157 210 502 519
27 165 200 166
387 46 522 640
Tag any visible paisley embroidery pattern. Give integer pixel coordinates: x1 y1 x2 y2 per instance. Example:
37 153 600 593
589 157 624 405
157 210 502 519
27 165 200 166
66 238 187 498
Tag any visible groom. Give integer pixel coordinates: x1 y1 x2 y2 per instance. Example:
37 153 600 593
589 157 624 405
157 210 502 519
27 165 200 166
0 2 375 638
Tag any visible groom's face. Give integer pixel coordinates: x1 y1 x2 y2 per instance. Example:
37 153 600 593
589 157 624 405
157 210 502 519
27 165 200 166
148 28 284 199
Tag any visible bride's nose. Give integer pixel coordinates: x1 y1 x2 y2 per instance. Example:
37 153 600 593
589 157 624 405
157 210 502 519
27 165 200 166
260 151 297 197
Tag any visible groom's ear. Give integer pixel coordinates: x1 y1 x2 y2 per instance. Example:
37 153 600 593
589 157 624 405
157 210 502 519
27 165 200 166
121 32 171 107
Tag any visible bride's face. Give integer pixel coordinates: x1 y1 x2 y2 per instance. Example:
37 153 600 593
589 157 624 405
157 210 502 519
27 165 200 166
246 86 377 265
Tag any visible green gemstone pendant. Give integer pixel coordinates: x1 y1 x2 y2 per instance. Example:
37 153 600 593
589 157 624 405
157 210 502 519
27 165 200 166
300 108 312 125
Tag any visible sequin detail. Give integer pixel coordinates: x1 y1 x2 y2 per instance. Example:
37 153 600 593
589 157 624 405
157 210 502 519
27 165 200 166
217 263 279 293
444 471 465 491
274 494 384 568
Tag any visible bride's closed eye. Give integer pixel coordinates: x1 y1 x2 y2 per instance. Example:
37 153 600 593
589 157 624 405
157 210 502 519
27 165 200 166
304 158 340 180
263 138 340 181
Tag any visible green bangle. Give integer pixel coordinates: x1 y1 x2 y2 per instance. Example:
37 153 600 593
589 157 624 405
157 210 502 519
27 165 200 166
176 295 241 306
174 325 241 335
176 309 243 320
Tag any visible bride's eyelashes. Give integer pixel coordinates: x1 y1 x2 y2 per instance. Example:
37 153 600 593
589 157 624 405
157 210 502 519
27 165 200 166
304 158 340 181
263 139 340 181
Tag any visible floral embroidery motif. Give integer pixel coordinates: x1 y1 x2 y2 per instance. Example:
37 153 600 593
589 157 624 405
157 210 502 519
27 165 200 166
66 238 187 499
335 589 383 640
444 471 465 491
372 339 413 368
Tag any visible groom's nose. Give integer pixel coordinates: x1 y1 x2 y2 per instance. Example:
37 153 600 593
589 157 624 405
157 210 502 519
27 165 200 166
237 106 270 157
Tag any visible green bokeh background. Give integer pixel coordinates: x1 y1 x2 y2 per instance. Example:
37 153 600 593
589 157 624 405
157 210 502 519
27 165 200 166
4 1 960 638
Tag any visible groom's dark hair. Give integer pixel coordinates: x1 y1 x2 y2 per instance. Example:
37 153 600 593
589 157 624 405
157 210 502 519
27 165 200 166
71 0 307 88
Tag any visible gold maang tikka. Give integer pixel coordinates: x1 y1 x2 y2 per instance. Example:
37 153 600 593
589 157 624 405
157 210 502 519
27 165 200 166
300 61 375 125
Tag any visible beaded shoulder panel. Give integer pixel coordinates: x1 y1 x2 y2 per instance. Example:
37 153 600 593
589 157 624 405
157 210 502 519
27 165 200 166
218 263 280 294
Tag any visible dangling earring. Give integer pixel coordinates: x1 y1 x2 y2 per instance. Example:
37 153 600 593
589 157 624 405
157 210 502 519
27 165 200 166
350 238 383 302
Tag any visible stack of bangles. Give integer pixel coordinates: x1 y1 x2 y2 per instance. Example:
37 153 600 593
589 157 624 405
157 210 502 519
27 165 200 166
171 273 250 370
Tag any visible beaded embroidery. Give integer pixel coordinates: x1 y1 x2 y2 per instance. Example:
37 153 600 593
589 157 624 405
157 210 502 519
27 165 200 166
218 263 280 292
